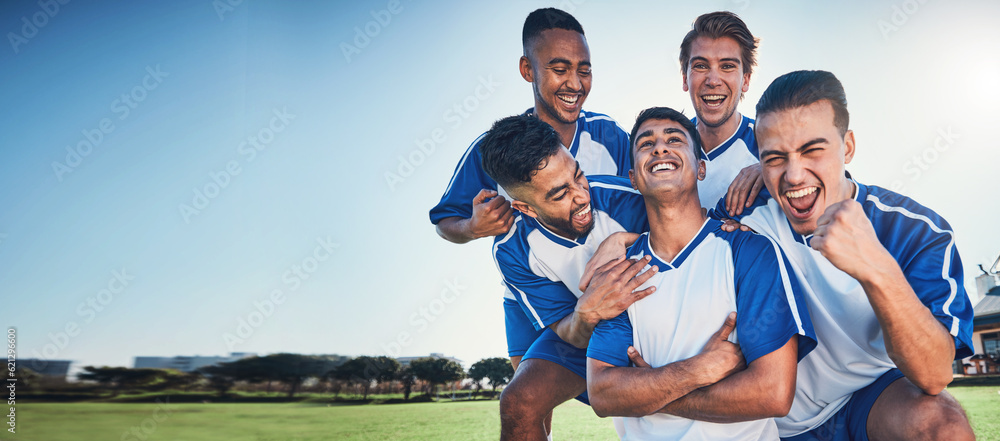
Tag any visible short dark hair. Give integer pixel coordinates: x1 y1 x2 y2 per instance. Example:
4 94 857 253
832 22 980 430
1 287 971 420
629 107 703 166
522 8 585 56
756 70 850 136
479 115 563 191
679 11 758 76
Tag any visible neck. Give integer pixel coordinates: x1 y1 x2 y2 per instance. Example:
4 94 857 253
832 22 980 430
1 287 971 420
534 108 577 149
644 189 707 263
698 112 742 154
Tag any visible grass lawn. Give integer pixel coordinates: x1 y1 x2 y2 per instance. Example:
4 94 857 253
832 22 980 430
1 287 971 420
11 386 998 440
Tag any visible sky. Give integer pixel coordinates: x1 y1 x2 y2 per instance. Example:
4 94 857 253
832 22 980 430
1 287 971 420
1 0 999 375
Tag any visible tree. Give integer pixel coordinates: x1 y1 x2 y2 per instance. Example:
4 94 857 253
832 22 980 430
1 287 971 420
469 357 514 398
197 363 239 397
467 363 485 398
330 356 400 400
77 367 165 396
396 365 416 401
409 357 464 399
255 353 331 398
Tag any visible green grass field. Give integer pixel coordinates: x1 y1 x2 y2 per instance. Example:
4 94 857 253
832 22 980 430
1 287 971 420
9 386 999 440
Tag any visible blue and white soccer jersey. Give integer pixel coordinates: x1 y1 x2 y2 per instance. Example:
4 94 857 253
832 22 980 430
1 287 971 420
430 108 632 224
587 219 816 440
712 180 975 437
493 175 647 366
430 108 632 357
694 115 759 210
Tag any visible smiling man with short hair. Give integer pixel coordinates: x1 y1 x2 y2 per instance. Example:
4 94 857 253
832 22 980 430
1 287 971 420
717 70 975 441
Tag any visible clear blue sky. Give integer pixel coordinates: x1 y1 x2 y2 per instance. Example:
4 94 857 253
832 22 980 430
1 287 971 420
2 0 998 373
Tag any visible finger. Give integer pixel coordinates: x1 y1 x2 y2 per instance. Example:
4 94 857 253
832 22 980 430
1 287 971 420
496 204 514 220
626 264 658 292
747 175 764 208
726 175 746 215
485 194 507 210
472 189 497 206
629 285 656 304
715 311 737 341
627 346 652 368
733 177 752 216
621 255 652 281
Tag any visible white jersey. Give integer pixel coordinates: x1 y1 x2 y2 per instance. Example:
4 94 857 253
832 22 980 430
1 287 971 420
493 176 647 328
588 219 816 440
711 180 975 437
694 115 758 210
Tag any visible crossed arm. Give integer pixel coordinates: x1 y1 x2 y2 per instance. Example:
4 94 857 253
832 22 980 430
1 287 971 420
588 313 799 422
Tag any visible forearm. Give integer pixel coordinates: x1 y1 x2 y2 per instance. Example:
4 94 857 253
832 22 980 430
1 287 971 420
859 258 955 394
550 311 596 349
435 217 476 244
661 337 797 423
588 358 710 418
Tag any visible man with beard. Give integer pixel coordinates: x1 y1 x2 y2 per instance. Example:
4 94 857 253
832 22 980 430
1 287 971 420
429 8 633 372
480 114 657 440
586 106 815 440
716 70 975 441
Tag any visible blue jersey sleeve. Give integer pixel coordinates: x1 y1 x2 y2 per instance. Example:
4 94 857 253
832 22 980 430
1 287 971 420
865 189 974 359
587 311 634 367
728 231 816 364
428 135 498 225
606 123 632 178
588 175 648 233
493 239 578 330
906 230 974 359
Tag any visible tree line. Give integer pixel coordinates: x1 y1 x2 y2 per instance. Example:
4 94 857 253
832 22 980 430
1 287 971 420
25 353 515 402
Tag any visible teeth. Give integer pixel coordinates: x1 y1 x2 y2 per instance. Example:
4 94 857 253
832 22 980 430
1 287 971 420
574 204 591 218
558 94 579 105
651 162 676 172
785 187 818 199
702 95 725 101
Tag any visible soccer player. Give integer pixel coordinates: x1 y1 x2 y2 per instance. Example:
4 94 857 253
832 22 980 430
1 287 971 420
586 106 816 440
428 8 633 371
716 70 975 440
480 114 656 441
680 11 764 214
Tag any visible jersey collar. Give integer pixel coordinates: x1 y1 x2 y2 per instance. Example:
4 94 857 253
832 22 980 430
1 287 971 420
525 214 589 248
524 107 583 157
633 218 718 271
692 114 749 162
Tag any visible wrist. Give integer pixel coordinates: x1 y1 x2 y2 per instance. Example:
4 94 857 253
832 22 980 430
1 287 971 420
856 249 898 287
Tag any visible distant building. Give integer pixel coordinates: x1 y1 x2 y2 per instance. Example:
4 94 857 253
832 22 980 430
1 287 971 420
17 359 72 378
396 353 462 367
960 256 1000 375
133 352 256 372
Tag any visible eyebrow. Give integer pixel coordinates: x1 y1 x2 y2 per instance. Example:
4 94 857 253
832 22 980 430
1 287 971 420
548 57 592 68
635 127 687 146
689 56 741 65
545 161 582 200
760 138 828 158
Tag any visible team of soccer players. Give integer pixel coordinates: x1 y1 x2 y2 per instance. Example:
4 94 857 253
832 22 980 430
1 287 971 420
429 7 975 441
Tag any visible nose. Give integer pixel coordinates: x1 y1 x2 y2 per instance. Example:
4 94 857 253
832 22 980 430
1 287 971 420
783 156 807 187
652 140 671 156
706 67 722 87
566 71 583 91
